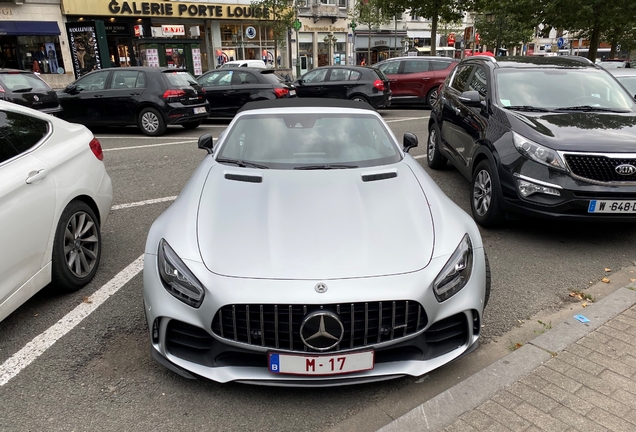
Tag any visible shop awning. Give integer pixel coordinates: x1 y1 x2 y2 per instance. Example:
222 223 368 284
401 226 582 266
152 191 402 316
0 21 60 36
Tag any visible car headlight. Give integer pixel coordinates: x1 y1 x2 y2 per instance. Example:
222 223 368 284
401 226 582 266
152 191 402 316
433 234 473 302
512 131 568 172
158 239 205 308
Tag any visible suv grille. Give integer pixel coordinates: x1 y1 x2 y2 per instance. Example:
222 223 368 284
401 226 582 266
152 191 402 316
211 301 427 353
564 154 636 183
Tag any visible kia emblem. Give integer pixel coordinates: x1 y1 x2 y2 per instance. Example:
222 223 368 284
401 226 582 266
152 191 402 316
615 164 636 176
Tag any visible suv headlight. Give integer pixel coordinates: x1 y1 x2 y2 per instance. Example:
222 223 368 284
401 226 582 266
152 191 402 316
158 239 205 308
433 234 474 302
512 132 568 172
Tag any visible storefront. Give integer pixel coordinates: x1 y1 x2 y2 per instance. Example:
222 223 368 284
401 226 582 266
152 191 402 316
61 0 280 76
354 31 406 65
0 3 72 88
294 20 350 73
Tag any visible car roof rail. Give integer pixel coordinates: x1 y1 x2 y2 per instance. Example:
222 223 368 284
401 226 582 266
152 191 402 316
470 55 497 63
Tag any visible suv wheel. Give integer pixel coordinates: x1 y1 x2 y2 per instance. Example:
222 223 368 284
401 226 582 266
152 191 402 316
471 160 505 227
138 107 166 136
427 124 447 169
426 87 439 107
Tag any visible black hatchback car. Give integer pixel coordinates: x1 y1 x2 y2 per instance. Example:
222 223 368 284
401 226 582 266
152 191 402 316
196 67 296 117
0 69 61 115
57 67 209 136
428 56 636 226
294 65 391 109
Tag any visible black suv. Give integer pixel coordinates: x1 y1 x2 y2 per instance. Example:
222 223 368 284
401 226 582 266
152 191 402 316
57 67 209 136
428 56 636 226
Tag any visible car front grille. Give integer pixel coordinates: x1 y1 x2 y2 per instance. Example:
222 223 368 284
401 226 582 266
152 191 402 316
564 154 636 183
211 301 428 353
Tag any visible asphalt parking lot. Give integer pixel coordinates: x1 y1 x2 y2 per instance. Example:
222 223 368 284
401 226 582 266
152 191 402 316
1 107 636 431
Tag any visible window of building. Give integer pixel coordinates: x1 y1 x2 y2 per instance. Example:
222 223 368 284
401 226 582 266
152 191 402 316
15 36 64 74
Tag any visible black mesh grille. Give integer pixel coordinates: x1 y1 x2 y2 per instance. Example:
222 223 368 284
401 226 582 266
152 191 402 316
211 301 427 353
422 313 469 358
564 155 636 183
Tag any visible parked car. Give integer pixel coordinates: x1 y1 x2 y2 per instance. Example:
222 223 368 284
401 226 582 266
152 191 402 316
608 68 636 98
428 56 636 227
220 60 267 69
375 57 459 107
143 98 489 386
196 67 296 117
0 69 61 115
293 66 391 109
598 59 632 69
0 100 112 322
57 67 209 136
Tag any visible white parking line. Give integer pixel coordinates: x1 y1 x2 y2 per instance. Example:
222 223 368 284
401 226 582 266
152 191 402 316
103 140 197 152
111 196 177 210
96 136 197 140
386 116 429 123
414 155 426 159
0 255 145 387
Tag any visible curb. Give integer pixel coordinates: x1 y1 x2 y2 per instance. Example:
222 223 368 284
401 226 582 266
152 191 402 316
377 285 636 432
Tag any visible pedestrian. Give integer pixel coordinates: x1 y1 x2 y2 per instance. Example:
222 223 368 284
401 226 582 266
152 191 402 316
360 57 366 66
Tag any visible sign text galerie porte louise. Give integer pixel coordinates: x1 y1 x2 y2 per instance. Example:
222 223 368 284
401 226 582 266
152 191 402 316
106 1 271 19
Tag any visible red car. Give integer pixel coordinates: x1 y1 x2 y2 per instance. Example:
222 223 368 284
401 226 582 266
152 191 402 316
376 57 458 107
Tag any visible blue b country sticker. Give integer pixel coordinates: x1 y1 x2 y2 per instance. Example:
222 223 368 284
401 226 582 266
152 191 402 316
269 353 280 373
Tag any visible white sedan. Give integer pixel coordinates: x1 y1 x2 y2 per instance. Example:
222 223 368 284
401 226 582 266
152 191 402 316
0 101 113 322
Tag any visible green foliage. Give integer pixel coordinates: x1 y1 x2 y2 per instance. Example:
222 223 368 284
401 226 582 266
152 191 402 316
351 0 393 61
474 12 534 53
250 0 295 58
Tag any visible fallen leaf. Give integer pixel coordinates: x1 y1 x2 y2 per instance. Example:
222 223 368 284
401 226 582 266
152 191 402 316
602 278 610 284
83 296 92 304
605 268 611 272
631 278 636 282
515 343 523 350
582 302 588 308
34 314 38 317
570 292 583 300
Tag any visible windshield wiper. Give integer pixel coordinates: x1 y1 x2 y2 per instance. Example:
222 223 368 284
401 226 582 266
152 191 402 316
216 157 269 169
504 105 551 112
294 164 358 170
554 105 625 112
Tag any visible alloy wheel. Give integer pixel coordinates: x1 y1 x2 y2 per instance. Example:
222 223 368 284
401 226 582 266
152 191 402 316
473 169 493 217
64 211 99 278
428 89 438 106
141 112 159 133
428 128 437 161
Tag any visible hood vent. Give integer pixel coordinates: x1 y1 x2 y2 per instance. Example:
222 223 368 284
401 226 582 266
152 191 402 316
362 171 398 182
225 173 262 183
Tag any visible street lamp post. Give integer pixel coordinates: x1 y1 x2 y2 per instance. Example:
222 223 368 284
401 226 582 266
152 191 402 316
323 32 337 65
292 0 305 78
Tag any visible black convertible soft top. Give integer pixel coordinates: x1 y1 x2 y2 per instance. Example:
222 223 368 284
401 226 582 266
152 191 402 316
238 98 374 113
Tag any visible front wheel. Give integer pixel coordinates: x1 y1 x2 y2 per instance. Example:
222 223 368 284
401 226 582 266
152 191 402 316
182 120 202 130
471 160 505 227
138 107 166 136
52 200 102 292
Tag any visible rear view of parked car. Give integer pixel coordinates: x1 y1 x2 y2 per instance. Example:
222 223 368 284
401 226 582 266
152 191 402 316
197 68 296 117
57 67 209 136
376 57 458 107
294 66 391 109
0 101 112 322
0 69 61 115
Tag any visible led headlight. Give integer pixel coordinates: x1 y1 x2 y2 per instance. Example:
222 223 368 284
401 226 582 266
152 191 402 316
433 234 474 302
517 179 561 197
512 132 568 172
158 239 205 308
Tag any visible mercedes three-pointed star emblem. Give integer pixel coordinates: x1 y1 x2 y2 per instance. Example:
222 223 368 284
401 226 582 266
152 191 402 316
299 311 344 351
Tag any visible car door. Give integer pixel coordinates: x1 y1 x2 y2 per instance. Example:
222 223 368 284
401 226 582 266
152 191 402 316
0 110 56 306
198 70 235 117
295 68 329 98
400 59 433 100
439 64 474 170
460 65 490 171
377 60 402 97
101 70 146 125
230 70 269 114
57 70 111 124
323 68 352 99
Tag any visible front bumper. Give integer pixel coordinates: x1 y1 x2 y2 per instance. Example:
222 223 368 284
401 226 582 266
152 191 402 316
142 248 487 386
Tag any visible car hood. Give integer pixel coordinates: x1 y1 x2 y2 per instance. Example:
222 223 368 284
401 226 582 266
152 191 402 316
197 163 434 280
506 110 636 152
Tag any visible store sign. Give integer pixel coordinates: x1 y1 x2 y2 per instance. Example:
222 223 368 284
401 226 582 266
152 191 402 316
104 23 129 35
162 25 185 36
0 7 13 19
374 40 387 46
61 0 272 20
66 22 104 79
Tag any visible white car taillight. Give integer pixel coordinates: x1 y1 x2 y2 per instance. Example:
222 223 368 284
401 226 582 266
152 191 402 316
89 137 103 161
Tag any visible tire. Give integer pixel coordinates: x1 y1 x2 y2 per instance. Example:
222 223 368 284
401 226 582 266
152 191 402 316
426 86 440 108
427 124 447 169
350 95 369 103
484 250 491 308
181 120 202 130
138 107 166 136
51 200 102 292
471 160 505 227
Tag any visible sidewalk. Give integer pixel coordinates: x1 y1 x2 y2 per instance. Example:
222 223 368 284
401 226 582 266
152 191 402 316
379 285 636 432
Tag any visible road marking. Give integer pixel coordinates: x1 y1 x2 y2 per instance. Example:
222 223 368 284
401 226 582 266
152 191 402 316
414 155 426 159
386 116 429 123
103 140 197 152
200 125 229 128
0 255 145 387
111 196 177 210
96 136 197 140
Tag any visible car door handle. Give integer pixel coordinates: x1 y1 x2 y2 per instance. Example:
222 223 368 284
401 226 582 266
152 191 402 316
422 77 431 80
94 94 103 98
389 79 398 83
26 169 47 184
130 92 140 96
223 91 236 96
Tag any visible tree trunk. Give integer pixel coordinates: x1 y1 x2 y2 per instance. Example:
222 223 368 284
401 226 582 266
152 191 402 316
587 23 601 61
431 13 438 56
609 36 618 58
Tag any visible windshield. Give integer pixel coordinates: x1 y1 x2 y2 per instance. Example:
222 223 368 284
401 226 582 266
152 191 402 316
216 113 401 169
0 73 51 92
494 68 635 111
616 76 636 97
163 71 198 87
599 62 627 69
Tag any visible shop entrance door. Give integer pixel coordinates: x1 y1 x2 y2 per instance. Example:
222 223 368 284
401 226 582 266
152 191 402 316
0 37 19 69
107 37 132 67
300 56 308 76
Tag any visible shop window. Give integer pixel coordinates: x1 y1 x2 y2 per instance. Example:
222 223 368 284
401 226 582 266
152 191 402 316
16 36 64 74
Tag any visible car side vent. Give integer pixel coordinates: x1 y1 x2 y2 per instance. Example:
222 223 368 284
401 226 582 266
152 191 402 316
362 172 398 182
224 173 263 183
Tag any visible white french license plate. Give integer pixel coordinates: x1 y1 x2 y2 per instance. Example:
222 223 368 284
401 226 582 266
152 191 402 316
193 107 206 114
588 200 636 213
269 351 374 376
289 90 296 96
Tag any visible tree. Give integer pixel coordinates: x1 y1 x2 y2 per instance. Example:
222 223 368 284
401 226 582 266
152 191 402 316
352 0 393 63
250 0 296 68
474 13 534 54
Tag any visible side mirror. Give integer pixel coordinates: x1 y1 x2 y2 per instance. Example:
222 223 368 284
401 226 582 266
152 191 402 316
198 133 214 154
65 84 77 93
403 132 418 153
458 90 482 107
295 79 304 85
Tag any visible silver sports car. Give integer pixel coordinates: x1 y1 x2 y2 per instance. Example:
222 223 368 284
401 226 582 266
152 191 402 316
143 99 489 386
